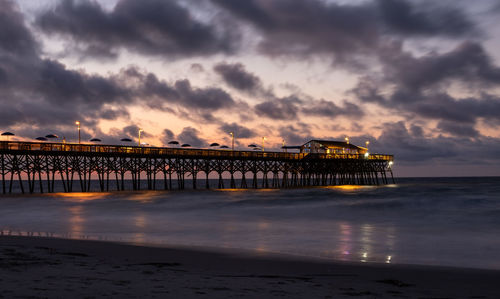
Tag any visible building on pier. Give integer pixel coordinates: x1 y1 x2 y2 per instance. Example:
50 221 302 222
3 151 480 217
283 140 367 155
300 140 367 154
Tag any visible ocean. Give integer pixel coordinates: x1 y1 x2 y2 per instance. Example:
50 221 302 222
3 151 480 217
1 177 499 270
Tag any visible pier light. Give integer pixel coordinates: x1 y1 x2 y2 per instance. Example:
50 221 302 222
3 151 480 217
229 132 234 151
365 140 369 150
364 152 369 159
345 136 349 144
262 137 266 152
388 161 393 168
75 121 81 144
138 129 144 146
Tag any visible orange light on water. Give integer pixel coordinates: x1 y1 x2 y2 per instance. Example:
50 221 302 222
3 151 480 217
258 188 278 192
127 191 157 202
329 185 363 191
54 192 109 201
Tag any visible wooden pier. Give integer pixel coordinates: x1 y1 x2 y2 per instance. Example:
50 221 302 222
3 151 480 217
0 141 394 194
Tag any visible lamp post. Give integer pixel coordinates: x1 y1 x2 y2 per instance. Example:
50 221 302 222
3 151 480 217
230 132 234 151
138 129 143 146
262 137 266 152
365 141 370 151
75 121 81 144
345 136 349 144
282 139 286 152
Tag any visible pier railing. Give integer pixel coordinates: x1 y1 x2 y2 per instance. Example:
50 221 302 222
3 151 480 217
0 141 393 161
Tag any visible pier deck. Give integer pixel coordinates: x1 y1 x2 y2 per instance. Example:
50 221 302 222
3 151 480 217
0 141 394 194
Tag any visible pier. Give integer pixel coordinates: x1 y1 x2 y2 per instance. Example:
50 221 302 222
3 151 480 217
0 141 394 194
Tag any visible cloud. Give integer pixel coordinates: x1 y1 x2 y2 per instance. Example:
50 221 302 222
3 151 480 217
176 127 206 147
278 123 312 146
190 63 205 73
302 99 364 118
374 121 500 164
124 68 236 112
213 0 378 61
436 120 479 138
36 0 238 59
161 129 175 142
0 1 237 137
219 122 256 139
254 96 302 120
351 41 500 138
377 0 475 37
213 0 475 62
0 0 38 57
380 41 500 93
159 127 206 147
213 62 262 93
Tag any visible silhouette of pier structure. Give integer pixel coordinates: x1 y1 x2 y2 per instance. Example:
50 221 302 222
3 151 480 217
0 141 394 194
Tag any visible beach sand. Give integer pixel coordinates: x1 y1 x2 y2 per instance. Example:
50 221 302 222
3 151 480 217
1 236 499 298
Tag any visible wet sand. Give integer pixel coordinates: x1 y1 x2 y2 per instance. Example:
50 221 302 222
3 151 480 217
1 235 499 298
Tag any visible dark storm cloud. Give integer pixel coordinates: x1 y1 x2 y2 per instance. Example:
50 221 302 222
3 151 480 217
254 96 302 120
213 62 262 93
0 0 239 138
36 0 237 59
0 0 38 57
0 0 136 130
39 60 130 106
0 67 7 85
133 70 236 111
375 121 456 162
177 127 206 147
161 129 175 141
411 93 500 124
373 121 500 164
278 123 312 146
354 85 500 138
213 0 378 59
352 41 500 138
436 121 479 138
173 80 235 110
213 0 475 61
302 100 364 118
160 127 207 147
380 42 500 94
377 0 475 37
219 123 256 139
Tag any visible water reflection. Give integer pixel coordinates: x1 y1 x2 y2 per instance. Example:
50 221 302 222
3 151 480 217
328 185 363 191
329 222 397 264
56 192 109 202
360 224 373 262
67 205 84 237
132 212 146 243
255 219 271 252
127 191 159 203
338 222 352 261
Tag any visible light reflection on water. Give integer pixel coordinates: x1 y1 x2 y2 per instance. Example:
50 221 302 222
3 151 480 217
132 212 146 244
1 177 500 270
56 192 110 202
67 205 84 236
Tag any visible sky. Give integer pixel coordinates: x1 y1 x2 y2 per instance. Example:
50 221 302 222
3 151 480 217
1 0 500 177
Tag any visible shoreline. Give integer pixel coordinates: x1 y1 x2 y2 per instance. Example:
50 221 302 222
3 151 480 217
1 236 499 298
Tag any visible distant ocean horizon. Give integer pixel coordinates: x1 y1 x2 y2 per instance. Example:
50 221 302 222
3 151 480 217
1 177 499 270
